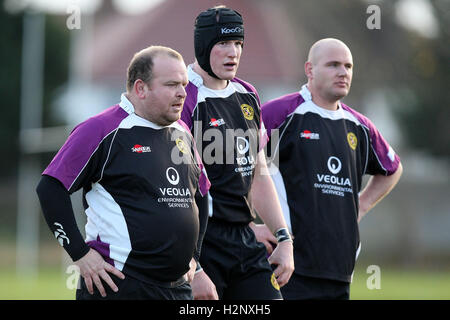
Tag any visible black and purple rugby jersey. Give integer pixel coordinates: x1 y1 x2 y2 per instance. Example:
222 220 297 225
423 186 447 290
43 94 210 283
262 85 401 282
181 65 267 224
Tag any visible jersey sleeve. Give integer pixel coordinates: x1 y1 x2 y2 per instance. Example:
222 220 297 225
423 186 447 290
43 106 127 193
36 175 91 261
180 82 199 130
365 123 401 176
262 92 305 136
43 118 106 193
341 104 401 176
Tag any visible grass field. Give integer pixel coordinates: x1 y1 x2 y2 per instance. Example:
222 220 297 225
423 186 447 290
350 267 450 300
1 266 449 300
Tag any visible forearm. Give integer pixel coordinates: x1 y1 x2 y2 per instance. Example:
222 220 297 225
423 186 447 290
359 162 403 220
36 175 90 261
194 189 209 272
250 151 288 234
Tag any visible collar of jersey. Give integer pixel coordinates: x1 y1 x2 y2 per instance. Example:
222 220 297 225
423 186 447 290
119 93 182 130
300 84 343 113
297 84 361 124
119 93 135 114
187 64 204 88
187 64 237 98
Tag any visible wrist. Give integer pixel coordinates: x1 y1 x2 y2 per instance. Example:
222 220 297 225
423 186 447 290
274 227 293 243
195 262 203 274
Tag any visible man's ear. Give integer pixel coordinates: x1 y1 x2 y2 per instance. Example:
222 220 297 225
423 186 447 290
134 79 148 99
304 61 313 80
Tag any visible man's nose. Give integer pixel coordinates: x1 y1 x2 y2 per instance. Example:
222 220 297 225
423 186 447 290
178 85 187 98
227 44 239 57
338 65 349 77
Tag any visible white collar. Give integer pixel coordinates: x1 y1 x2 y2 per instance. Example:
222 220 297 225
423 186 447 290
119 93 135 114
300 84 342 111
119 93 186 130
187 64 204 88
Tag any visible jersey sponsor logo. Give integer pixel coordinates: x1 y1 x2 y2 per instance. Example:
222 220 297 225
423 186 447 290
131 144 151 153
300 130 320 140
236 137 250 155
240 104 254 120
159 167 193 208
317 174 351 187
314 156 353 197
166 167 180 185
327 156 342 174
235 137 255 170
347 132 357 150
175 138 189 154
209 118 225 127
53 222 70 246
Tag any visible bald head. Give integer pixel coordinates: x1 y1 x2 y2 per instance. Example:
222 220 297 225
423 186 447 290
307 38 352 65
305 38 354 110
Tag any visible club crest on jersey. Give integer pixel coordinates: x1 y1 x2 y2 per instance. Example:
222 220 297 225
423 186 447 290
175 138 189 154
209 118 225 127
347 132 357 150
240 104 254 120
131 144 151 153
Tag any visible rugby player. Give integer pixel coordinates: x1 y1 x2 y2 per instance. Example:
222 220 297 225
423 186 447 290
181 6 294 300
262 38 403 299
36 46 210 300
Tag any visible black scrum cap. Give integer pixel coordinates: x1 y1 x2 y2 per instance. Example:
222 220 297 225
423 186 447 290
194 7 244 79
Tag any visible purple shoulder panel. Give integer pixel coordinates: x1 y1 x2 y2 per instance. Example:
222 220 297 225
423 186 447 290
341 103 400 175
261 92 305 136
231 77 261 105
43 105 129 191
181 82 199 130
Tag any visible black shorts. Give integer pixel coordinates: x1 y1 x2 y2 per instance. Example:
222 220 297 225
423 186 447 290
281 273 350 300
76 273 192 300
199 218 282 300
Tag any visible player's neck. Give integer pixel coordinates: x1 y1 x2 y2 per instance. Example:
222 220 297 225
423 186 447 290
313 97 339 111
193 62 228 90
125 93 150 122
308 86 339 111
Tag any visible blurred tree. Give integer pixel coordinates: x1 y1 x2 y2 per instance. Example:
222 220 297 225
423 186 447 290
0 8 70 179
282 0 449 158
394 0 450 158
0 7 22 179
